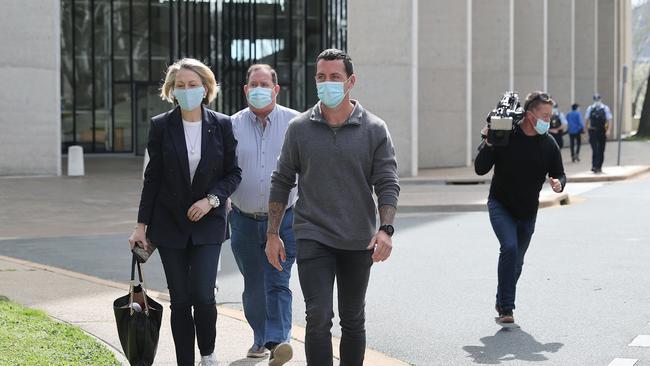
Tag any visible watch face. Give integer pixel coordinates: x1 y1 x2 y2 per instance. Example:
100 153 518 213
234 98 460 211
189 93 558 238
381 225 394 236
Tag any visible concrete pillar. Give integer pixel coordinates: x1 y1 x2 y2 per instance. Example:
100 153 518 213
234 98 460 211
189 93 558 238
618 0 633 133
598 0 617 131
471 0 511 151
348 0 418 176
514 0 546 96
417 0 471 168
600 0 634 136
574 0 597 113
0 0 61 176
548 0 574 110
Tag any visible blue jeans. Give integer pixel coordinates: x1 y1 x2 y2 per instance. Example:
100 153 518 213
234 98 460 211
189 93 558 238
488 199 536 311
158 241 221 366
229 208 296 348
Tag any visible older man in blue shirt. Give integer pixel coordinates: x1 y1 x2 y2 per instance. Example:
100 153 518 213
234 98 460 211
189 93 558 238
230 64 298 366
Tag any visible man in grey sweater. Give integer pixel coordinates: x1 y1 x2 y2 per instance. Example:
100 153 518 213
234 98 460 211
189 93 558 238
265 49 400 366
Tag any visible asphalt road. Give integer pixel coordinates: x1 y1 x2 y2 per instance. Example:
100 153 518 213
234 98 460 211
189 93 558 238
2 173 649 365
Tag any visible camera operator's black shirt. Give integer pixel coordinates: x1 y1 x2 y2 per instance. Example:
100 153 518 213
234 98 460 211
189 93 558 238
474 126 566 219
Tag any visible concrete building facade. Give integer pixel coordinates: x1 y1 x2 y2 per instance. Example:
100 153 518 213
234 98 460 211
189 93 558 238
350 0 633 176
0 0 633 176
0 0 61 176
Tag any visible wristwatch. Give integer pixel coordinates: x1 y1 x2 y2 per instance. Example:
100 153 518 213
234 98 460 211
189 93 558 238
379 224 394 237
207 194 220 208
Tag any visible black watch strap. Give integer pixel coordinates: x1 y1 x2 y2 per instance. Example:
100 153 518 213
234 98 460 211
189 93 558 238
379 224 394 237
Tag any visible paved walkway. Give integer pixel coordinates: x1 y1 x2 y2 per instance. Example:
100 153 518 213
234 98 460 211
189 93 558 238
398 140 650 212
0 139 648 365
0 254 404 366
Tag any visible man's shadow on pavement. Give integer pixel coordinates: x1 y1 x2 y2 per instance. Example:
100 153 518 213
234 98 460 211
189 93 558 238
463 328 563 364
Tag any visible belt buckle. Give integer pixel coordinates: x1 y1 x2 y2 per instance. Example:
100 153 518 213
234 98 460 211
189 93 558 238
252 212 268 220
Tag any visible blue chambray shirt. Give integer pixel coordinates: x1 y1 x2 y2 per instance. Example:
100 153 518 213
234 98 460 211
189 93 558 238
231 104 299 213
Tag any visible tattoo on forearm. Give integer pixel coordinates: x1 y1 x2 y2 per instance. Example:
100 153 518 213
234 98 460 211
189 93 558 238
267 201 287 235
378 205 396 225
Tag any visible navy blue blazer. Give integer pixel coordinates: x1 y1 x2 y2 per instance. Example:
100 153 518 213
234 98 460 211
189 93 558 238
137 106 242 249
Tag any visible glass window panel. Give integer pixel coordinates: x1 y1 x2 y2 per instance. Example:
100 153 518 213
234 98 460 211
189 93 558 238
151 0 172 80
113 83 133 152
190 0 198 58
93 0 112 152
274 9 290 61
94 110 111 152
275 63 291 106
75 111 94 152
94 2 111 110
62 113 75 151
74 0 93 110
61 0 74 151
305 64 316 108
179 0 188 58
135 85 171 155
113 0 130 81
202 2 211 62
132 0 149 81
151 60 169 84
95 1 112 151
59 0 346 154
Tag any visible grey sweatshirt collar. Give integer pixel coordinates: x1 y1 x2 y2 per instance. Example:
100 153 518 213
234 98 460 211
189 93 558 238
309 100 364 126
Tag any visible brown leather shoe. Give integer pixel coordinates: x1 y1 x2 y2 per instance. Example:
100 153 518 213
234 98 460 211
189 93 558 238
496 310 514 324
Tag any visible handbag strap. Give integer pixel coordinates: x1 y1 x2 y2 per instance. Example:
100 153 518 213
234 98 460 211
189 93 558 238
129 254 151 316
130 254 144 282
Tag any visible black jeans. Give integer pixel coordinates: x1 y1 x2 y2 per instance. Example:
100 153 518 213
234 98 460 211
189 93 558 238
158 241 222 366
297 240 373 366
589 128 606 170
569 133 581 158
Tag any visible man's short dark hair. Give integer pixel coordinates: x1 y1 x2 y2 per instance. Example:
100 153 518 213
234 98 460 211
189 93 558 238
246 64 278 85
316 49 354 77
523 91 555 112
571 103 579 110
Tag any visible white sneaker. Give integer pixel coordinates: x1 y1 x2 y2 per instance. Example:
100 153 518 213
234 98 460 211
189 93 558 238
198 353 218 366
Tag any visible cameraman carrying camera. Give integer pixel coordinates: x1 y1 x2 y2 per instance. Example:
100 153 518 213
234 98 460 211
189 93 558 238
475 91 566 326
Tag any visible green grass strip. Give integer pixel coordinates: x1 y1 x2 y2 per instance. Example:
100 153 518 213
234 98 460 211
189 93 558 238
0 297 120 366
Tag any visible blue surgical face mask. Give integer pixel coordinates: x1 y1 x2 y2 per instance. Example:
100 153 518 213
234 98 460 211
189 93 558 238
173 86 205 111
316 79 349 108
534 119 550 134
247 87 273 109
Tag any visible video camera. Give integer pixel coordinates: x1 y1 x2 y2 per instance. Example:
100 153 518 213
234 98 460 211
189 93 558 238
485 91 525 146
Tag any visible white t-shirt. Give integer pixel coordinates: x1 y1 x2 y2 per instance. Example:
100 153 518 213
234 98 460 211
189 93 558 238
182 120 202 182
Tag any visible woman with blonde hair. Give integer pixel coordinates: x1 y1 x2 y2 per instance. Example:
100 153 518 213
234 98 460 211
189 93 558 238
129 58 241 366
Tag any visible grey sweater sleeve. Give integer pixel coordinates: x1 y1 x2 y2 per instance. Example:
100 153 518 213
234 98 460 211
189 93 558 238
371 125 400 208
269 123 299 205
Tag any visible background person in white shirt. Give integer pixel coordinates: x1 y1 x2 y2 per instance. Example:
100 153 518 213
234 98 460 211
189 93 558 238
229 64 299 366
